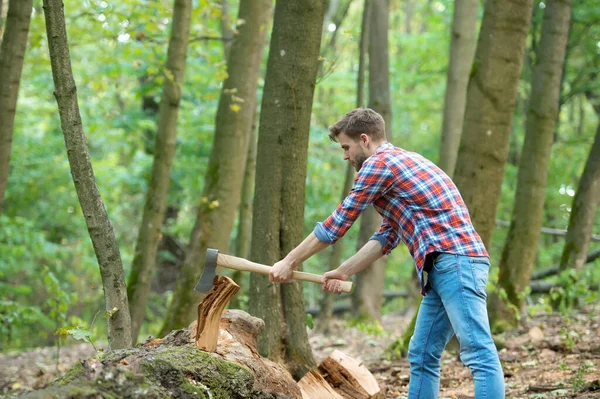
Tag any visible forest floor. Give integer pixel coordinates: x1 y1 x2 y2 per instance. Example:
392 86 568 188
0 302 599 399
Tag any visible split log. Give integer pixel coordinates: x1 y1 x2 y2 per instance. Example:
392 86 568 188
298 369 344 399
318 349 383 399
195 275 239 351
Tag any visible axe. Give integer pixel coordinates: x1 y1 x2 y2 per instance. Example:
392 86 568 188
194 248 353 294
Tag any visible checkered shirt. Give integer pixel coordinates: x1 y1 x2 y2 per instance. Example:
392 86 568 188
314 142 488 292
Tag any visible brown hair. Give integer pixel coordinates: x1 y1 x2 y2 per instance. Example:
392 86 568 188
328 108 386 142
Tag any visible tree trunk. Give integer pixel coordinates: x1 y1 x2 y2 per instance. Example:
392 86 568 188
453 0 534 248
229 111 258 309
159 0 273 335
404 0 413 34
127 0 193 345
438 0 478 177
318 0 368 333
559 119 600 270
352 0 390 322
43 0 131 349
0 0 32 217
494 0 571 325
248 0 325 380
219 0 233 60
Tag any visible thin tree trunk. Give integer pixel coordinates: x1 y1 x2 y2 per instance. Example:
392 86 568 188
438 0 478 177
219 0 233 60
127 0 192 344
229 111 258 309
352 0 390 322
453 0 534 248
248 0 325 380
160 0 272 335
43 0 132 349
404 0 413 34
494 0 572 325
318 0 368 333
559 118 600 270
0 0 32 217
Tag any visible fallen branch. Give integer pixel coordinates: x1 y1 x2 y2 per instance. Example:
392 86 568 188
495 220 600 242
306 291 407 316
531 249 600 280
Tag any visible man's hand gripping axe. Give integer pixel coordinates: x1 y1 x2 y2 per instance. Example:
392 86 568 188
194 248 353 294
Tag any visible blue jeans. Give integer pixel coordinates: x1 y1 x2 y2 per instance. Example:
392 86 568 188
407 253 505 399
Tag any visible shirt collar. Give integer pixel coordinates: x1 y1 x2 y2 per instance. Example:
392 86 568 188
373 141 393 155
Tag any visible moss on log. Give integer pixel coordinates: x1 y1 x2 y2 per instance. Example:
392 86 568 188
21 311 299 398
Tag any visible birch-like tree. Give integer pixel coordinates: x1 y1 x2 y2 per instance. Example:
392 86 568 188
495 0 572 324
127 0 192 344
453 0 534 248
0 0 32 216
43 0 131 349
160 0 273 334
438 0 479 177
560 98 600 271
352 0 390 321
318 1 369 331
248 0 325 380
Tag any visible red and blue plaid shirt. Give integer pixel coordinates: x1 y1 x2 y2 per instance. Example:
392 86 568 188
314 142 488 292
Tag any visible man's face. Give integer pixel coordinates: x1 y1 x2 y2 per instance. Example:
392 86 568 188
338 132 368 172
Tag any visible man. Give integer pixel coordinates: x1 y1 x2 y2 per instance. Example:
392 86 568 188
269 108 505 398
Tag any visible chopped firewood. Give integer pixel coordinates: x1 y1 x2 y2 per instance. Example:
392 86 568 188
318 349 383 399
194 275 240 352
298 369 344 399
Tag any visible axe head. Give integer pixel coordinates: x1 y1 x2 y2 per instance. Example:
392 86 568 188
194 248 220 294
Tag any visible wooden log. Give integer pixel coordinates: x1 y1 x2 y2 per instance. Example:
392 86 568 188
189 309 302 398
318 349 383 399
298 369 344 399
194 275 239 352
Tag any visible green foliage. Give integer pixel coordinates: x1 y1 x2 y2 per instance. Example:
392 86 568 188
348 319 387 337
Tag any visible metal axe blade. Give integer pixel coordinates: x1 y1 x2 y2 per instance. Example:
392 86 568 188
194 248 220 293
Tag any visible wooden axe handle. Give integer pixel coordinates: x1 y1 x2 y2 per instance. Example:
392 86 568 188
217 253 353 293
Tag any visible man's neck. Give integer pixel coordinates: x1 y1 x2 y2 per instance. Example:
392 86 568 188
366 140 386 156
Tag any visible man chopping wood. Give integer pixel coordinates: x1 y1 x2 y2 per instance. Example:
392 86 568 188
269 108 505 399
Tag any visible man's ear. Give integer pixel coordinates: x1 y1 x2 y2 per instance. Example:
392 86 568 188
360 133 369 145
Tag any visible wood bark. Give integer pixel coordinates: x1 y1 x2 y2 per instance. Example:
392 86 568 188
0 0 32 217
559 118 600 270
352 0 390 322
494 0 572 325
248 0 325 380
452 0 534 248
43 0 131 349
127 0 192 344
194 276 239 352
160 0 272 335
318 0 368 333
219 0 234 60
438 0 479 177
229 112 258 309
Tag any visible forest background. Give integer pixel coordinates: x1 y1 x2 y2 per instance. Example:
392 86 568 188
1 0 599 359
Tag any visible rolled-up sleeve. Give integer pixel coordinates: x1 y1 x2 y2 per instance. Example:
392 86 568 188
370 218 400 255
314 159 394 245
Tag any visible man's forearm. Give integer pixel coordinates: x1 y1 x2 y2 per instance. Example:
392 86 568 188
338 240 384 276
284 232 330 269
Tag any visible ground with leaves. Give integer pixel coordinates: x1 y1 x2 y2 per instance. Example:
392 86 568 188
1 302 599 399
